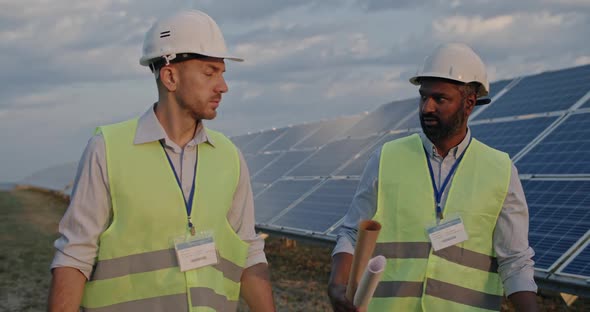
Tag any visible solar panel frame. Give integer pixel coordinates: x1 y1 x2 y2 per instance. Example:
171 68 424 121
475 65 590 120
288 136 379 177
245 153 282 176
263 123 322 152
516 112 590 175
558 232 590 278
470 116 559 159
242 129 287 154
254 179 321 224
521 179 590 271
253 150 314 184
293 115 362 149
271 179 360 233
341 98 418 137
230 133 260 150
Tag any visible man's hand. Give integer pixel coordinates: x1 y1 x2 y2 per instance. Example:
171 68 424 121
328 252 358 312
328 283 358 312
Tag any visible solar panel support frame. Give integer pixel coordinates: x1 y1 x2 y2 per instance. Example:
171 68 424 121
555 230 590 279
512 114 570 163
567 90 590 111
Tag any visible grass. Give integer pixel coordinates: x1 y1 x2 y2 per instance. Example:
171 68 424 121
0 189 68 312
1 189 588 311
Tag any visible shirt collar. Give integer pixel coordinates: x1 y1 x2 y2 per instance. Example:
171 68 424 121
420 128 471 160
133 103 215 148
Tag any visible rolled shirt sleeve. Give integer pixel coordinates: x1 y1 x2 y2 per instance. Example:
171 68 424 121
494 164 537 296
332 147 381 256
51 134 111 279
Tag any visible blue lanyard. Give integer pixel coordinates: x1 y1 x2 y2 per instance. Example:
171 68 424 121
160 141 197 235
424 137 472 222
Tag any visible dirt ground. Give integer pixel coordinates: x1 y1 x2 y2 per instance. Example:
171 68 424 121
0 189 588 311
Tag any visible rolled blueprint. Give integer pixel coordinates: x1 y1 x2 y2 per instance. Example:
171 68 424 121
345 220 382 301
353 255 386 309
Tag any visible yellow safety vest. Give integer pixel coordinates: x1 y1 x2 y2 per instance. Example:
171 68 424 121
369 134 511 311
81 119 248 312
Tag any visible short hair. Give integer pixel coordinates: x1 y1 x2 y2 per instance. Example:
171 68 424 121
459 82 479 100
149 53 208 78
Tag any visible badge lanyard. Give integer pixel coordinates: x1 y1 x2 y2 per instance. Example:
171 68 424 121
161 141 198 235
424 137 472 223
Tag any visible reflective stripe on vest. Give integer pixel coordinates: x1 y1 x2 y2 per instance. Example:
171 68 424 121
90 248 243 283
81 288 238 312
81 119 248 311
371 134 511 312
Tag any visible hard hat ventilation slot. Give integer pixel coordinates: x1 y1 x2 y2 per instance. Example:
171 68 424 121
159 31 171 38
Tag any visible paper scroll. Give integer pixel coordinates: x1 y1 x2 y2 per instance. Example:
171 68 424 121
353 255 386 310
345 220 382 302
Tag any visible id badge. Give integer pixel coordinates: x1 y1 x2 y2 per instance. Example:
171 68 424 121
426 216 468 251
173 231 218 272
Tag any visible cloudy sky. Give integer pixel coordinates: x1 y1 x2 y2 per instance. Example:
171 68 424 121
1 0 589 182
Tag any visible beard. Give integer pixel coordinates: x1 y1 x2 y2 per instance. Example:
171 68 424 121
419 104 466 143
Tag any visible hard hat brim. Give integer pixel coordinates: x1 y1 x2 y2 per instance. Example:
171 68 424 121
409 75 492 105
140 53 244 66
476 98 491 105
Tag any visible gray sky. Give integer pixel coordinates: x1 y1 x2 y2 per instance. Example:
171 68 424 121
1 0 589 181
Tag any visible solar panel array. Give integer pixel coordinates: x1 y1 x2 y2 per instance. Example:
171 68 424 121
560 236 590 277
232 64 590 287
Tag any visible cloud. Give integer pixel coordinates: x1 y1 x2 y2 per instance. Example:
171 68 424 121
355 0 430 11
1 0 589 181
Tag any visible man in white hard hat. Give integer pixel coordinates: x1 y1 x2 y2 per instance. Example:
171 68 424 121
328 43 538 311
48 10 275 311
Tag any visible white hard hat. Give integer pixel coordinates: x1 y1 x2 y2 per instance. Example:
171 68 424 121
409 43 490 104
140 9 243 67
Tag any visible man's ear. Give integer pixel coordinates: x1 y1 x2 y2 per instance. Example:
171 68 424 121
464 94 477 115
159 66 178 92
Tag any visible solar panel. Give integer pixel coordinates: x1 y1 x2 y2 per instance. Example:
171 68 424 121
583 98 590 108
245 153 281 176
516 112 590 174
488 79 513 99
341 98 417 137
522 179 590 270
471 79 515 117
338 132 411 176
470 116 558 158
289 137 378 177
293 115 361 148
251 182 267 197
242 129 286 154
263 123 321 151
272 179 360 233
253 151 313 184
230 133 260 150
254 179 320 224
475 64 590 120
560 238 590 277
